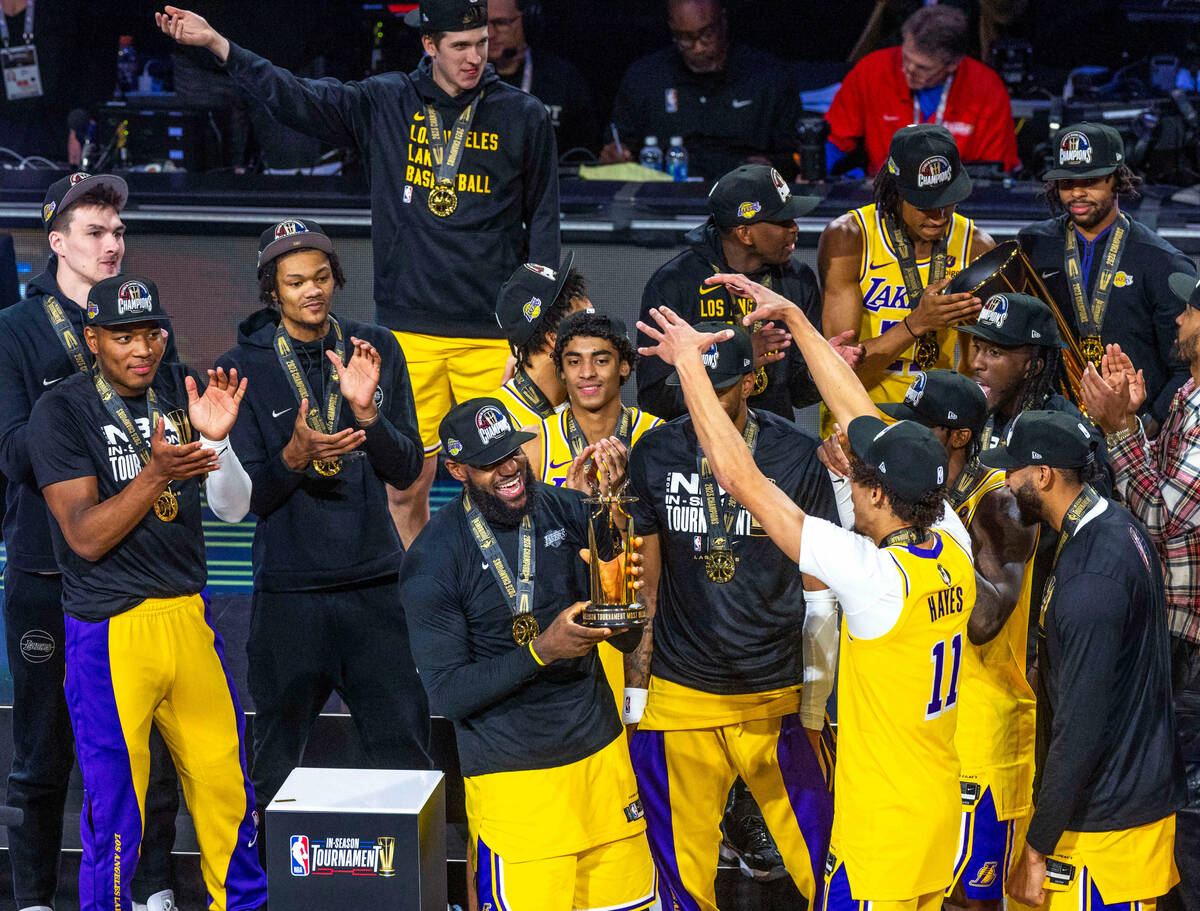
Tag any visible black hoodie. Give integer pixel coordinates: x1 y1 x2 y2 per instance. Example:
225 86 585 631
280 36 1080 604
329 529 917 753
222 43 560 337
0 260 178 571
216 308 422 592
635 222 822 421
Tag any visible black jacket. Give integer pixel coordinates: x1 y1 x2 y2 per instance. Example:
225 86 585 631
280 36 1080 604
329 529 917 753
223 44 560 337
636 221 821 421
496 48 600 156
1019 215 1192 423
0 262 178 571
216 309 422 592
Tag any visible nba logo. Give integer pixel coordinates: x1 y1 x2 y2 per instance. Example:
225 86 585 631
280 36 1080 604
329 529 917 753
665 88 679 113
404 185 413 204
290 835 310 876
694 535 702 552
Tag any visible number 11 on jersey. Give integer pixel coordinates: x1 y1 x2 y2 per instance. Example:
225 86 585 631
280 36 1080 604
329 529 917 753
925 632 963 719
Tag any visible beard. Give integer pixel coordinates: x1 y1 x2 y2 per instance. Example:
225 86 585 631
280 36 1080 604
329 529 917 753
1068 193 1115 231
1173 329 1200 366
466 462 539 528
1011 479 1044 527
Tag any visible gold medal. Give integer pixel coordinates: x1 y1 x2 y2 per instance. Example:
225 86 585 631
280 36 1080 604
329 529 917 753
428 182 458 217
512 614 540 646
752 367 769 395
154 488 178 523
312 458 342 476
704 549 736 583
914 333 940 369
1080 335 1104 367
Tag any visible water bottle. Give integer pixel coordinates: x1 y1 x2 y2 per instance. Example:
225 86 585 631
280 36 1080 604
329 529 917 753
666 136 688 181
116 35 137 98
638 136 663 171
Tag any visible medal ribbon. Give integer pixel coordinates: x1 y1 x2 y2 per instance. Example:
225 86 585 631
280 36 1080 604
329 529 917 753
273 316 345 434
1050 484 1101 570
42 295 90 375
510 367 555 419
946 453 990 511
463 491 536 619
880 526 925 548
426 90 482 190
564 405 635 456
0 0 33 47
883 212 947 361
93 370 161 468
1063 214 1129 341
698 411 759 553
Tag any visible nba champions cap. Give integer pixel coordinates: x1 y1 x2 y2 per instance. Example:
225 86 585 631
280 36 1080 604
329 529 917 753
979 410 1096 470
1042 123 1124 181
42 171 129 234
847 415 949 501
86 276 169 327
666 322 754 390
256 218 334 273
404 0 486 30
957 292 1063 348
439 398 535 466
879 369 989 435
885 123 972 210
707 164 820 227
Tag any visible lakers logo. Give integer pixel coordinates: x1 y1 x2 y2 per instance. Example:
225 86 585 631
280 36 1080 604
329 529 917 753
738 201 761 219
969 861 998 887
1113 271 1132 288
523 296 542 322
917 155 953 188
43 201 57 223
1059 131 1092 165
117 281 153 316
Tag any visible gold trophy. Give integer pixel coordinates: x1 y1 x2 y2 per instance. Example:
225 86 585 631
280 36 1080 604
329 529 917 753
580 483 648 629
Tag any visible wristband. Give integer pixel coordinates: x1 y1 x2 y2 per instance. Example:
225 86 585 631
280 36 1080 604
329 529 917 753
902 315 920 339
528 641 546 666
622 687 648 724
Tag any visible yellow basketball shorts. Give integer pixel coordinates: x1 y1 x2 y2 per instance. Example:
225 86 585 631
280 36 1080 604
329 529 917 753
391 331 510 454
823 851 943 911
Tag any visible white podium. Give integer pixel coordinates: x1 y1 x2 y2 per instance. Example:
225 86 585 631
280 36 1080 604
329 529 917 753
266 768 446 910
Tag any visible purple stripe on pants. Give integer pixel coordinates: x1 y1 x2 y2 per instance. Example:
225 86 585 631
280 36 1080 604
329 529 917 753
628 729 700 911
776 713 834 906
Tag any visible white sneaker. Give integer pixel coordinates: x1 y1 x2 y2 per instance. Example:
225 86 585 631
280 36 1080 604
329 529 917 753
18 906 54 911
133 889 178 911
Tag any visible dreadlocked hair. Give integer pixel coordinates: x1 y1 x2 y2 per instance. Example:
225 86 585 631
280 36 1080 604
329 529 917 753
1041 164 1142 214
872 168 903 221
1011 345 1065 414
514 268 588 368
848 454 947 534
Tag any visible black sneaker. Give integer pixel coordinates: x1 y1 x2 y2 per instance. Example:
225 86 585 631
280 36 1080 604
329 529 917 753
719 783 787 882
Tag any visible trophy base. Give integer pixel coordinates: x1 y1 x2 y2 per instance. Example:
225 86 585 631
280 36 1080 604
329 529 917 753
580 601 648 629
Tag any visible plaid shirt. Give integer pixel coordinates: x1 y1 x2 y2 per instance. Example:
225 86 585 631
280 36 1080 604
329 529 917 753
1111 377 1200 645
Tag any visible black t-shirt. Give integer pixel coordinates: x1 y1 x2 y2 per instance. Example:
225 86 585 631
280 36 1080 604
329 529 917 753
497 48 599 156
1029 500 1185 853
399 483 620 777
626 410 837 694
27 365 207 621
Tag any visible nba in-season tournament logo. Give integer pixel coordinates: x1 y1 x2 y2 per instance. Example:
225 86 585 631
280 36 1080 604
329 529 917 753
290 834 396 877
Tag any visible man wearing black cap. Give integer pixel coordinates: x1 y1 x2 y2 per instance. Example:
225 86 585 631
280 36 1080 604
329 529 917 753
0 173 181 911
819 123 992 435
878 369 1038 910
1019 122 1193 438
489 253 593 429
158 0 560 546
400 397 658 909
977 411 1184 908
639 279 975 906
624 323 838 906
214 219 431 833
637 164 835 423
26 275 268 911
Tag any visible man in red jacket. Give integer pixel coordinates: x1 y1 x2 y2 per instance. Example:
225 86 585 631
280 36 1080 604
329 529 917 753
825 5 1019 175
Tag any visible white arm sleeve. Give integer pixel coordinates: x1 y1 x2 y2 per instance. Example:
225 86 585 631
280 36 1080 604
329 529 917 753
828 468 855 529
202 435 252 524
800 588 839 729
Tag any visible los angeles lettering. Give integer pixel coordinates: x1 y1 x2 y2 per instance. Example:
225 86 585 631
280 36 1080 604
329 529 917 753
405 119 498 196
928 586 965 622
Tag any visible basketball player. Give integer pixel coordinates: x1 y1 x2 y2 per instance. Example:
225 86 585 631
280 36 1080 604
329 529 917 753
625 323 839 907
639 272 975 907
819 123 993 432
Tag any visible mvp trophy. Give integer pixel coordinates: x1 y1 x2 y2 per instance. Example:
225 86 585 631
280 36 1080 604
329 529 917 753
580 481 648 629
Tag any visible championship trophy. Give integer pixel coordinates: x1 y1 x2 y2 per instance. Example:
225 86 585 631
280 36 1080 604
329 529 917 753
580 480 647 630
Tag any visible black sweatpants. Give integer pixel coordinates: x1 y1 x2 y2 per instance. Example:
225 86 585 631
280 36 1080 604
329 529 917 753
3 565 180 905
246 573 432 814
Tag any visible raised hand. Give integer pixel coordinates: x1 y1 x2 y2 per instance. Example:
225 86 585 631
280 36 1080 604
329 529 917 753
146 417 219 483
155 6 229 61
331 336 382 425
817 423 852 479
828 329 865 371
186 367 247 441
280 397 367 472
706 273 803 327
637 306 733 367
907 275 982 335
1082 362 1144 435
751 321 791 369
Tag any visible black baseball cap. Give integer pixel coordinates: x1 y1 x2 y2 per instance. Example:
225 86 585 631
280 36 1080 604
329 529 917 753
958 292 1063 349
42 171 129 234
978 410 1096 470
257 218 334 272
495 251 576 348
1042 123 1124 181
880 369 988 436
666 322 753 390
707 165 820 228
439 397 535 466
1167 271 1200 311
847 415 948 501
884 124 972 210
403 0 486 30
85 276 169 328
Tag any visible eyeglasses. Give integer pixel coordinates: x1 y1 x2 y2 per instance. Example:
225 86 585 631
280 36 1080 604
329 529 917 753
671 20 721 49
488 14 521 30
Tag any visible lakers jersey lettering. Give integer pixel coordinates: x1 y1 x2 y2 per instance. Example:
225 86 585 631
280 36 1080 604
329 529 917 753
538 408 662 487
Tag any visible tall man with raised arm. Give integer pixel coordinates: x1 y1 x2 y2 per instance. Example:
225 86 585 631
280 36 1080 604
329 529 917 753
625 323 839 908
157 0 560 544
28 275 267 911
639 275 976 907
215 219 431 834
0 173 180 911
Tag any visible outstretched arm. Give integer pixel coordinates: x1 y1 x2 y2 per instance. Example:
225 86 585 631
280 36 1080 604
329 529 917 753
638 307 809 562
